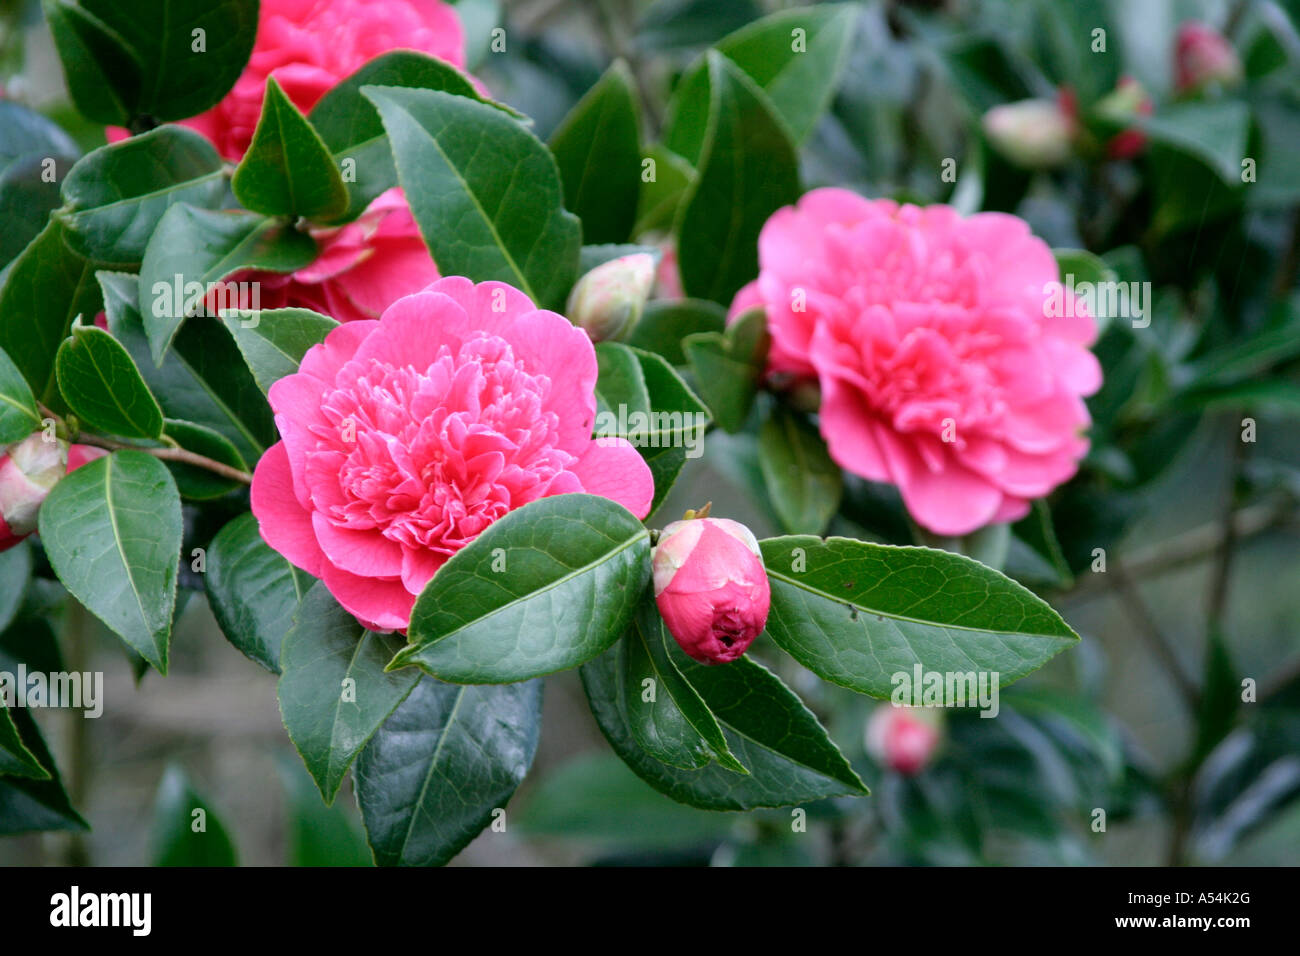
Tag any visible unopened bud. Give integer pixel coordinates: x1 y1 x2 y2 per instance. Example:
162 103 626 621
982 98 1075 169
0 433 68 544
652 515 770 665
1097 76 1154 160
865 704 942 776
567 253 656 342
1175 21 1243 94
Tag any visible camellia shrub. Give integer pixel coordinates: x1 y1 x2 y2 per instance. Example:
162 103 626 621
1 0 1297 868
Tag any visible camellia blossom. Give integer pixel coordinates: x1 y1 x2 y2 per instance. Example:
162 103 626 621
731 190 1100 536
865 704 942 776
219 187 440 323
0 435 106 553
652 516 771 665
251 277 655 631
1175 21 1243 94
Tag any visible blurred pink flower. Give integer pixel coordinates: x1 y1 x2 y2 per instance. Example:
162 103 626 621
251 277 655 631
865 704 941 776
1175 21 1243 94
731 189 1100 536
652 517 770 664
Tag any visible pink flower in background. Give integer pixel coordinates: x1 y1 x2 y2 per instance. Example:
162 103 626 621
865 705 942 776
220 187 440 323
176 0 465 161
251 277 655 631
1175 21 1243 94
652 517 770 665
731 189 1100 536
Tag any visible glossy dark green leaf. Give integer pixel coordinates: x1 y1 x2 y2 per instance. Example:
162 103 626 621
0 706 87 833
363 85 581 310
582 645 866 810
633 142 694 235
0 220 101 408
100 271 276 465
233 78 349 222
45 0 258 124
277 756 372 867
150 764 237 866
715 3 857 143
394 494 651 683
161 418 247 499
757 404 841 535
38 451 180 673
0 705 48 780
0 346 42 445
594 342 711 514
205 513 311 674
1140 101 1250 185
56 126 225 267
0 103 79 267
55 323 163 439
683 306 769 431
622 596 747 773
626 298 726 366
549 60 642 244
310 51 482 222
355 675 542 866
0 541 32 635
139 205 318 365
221 307 338 395
676 53 799 304
279 583 420 805
637 0 762 51
578 242 662 275
759 535 1079 699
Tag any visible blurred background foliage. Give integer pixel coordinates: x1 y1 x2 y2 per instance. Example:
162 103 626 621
2 0 1299 866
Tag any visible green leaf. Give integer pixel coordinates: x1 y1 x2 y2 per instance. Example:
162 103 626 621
356 675 542 866
150 764 237 866
279 583 421 804
100 271 276 465
633 142 694 235
1054 248 1119 336
757 404 842 535
362 84 582 310
139 205 318 365
56 126 225 267
277 756 372 867
55 323 164 439
0 346 42 445
1140 101 1250 185
310 51 483 222
715 3 857 144
45 0 258 124
759 535 1079 699
578 243 662 275
232 78 349 221
594 343 711 514
676 53 800 305
626 298 726 366
637 0 763 52
38 451 180 674
0 102 79 268
0 220 101 408
621 596 747 773
0 705 48 780
581 646 866 810
220 307 338 395
549 60 642 245
205 513 311 674
0 706 87 833
683 306 769 431
0 541 32 635
160 417 247 499
393 494 651 683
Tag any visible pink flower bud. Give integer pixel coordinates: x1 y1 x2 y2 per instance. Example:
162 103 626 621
652 516 770 665
1096 76 1154 160
865 705 942 776
982 97 1075 169
0 433 68 547
567 253 656 342
1175 21 1242 94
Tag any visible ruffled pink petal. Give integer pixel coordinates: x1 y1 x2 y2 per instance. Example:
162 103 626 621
569 439 654 520
251 443 326 576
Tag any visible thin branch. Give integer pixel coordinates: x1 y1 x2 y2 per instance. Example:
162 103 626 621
74 434 253 486
1110 558 1201 712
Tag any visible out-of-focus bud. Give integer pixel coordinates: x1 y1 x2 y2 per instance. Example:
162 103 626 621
567 253 656 342
982 97 1075 169
1097 76 1154 160
0 433 68 548
865 704 942 776
1175 21 1243 94
652 514 771 665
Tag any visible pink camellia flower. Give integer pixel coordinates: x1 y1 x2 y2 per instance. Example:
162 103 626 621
0 435 106 553
652 516 770 665
731 189 1100 536
251 276 655 631
865 704 942 776
216 187 440 323
1175 21 1243 94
